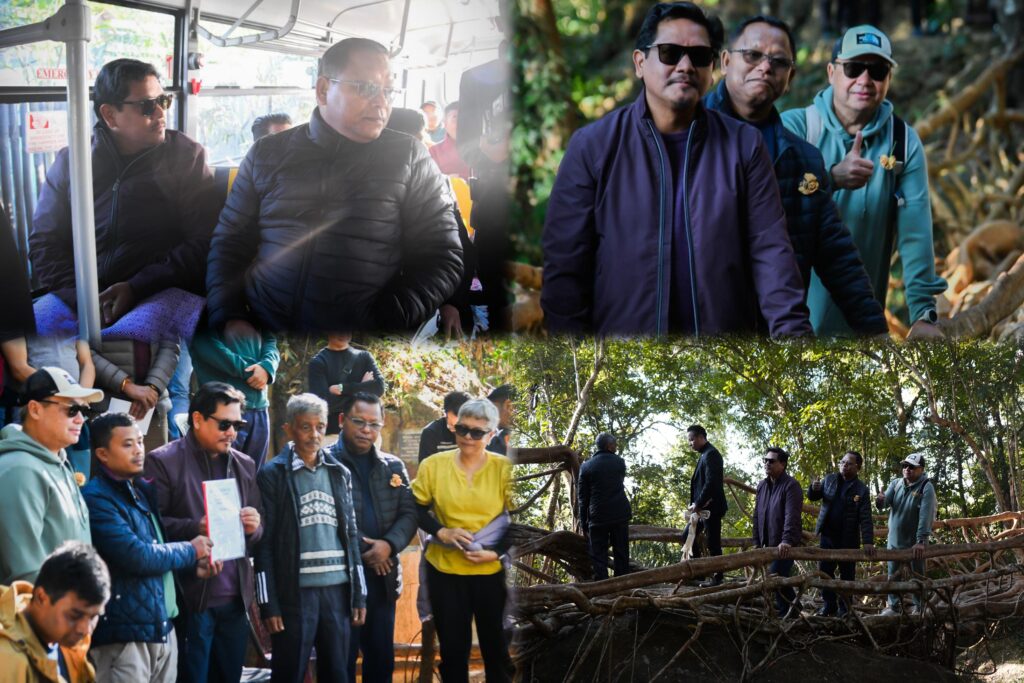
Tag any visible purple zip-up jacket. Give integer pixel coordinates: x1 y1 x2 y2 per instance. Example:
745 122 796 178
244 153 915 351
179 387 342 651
753 471 804 548
542 93 811 337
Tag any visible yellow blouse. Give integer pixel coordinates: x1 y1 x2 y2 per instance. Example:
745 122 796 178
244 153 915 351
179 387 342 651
412 449 512 575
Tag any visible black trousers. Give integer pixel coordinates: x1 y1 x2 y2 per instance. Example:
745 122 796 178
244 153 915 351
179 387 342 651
588 522 630 580
348 573 395 683
681 513 723 580
819 534 857 613
426 564 511 683
270 584 351 683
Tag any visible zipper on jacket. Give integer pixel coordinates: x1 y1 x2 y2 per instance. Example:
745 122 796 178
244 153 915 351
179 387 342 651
681 119 700 336
98 129 158 278
645 120 668 336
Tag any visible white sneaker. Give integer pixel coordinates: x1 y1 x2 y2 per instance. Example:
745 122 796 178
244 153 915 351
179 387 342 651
880 607 899 617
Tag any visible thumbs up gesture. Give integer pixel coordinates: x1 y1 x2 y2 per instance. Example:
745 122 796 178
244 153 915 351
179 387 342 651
875 486 886 508
830 131 875 190
811 476 822 492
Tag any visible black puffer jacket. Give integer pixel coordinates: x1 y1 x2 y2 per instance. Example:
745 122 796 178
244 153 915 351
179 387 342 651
205 107 463 332
29 124 221 302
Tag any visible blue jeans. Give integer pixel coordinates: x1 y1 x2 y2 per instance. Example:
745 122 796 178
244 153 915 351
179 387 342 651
271 583 351 683
887 557 926 609
348 573 395 683
178 599 249 683
233 408 270 468
768 558 796 616
167 344 193 440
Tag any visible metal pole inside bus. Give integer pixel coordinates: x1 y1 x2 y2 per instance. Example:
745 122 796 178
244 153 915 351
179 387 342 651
0 0 100 346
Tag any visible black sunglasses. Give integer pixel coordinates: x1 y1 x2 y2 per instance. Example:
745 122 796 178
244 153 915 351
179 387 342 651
901 463 918 470
204 415 247 432
836 61 891 82
39 399 95 419
454 424 490 441
646 43 715 68
120 93 174 117
730 48 794 71
763 458 780 465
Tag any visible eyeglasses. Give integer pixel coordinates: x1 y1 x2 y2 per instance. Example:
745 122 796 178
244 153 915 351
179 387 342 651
38 400 94 419
645 43 715 68
836 60 891 82
901 463 918 470
348 417 384 432
730 49 794 71
763 458 780 465
454 424 490 441
204 415 247 432
326 78 403 102
120 93 174 117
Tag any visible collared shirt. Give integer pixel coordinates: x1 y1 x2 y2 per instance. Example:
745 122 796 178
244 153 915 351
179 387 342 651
290 447 338 471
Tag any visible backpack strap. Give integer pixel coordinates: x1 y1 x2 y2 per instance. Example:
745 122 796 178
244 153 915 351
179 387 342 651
884 115 909 265
804 104 823 146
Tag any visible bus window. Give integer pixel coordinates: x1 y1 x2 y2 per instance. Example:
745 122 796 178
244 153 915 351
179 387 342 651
0 2 176 88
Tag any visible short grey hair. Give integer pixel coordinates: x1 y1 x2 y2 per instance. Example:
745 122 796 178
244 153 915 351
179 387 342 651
286 393 328 424
457 398 499 431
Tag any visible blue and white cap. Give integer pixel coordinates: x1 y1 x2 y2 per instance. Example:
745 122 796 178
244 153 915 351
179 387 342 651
834 25 897 67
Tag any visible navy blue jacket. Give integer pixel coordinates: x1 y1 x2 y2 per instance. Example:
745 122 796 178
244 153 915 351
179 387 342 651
82 472 196 646
330 441 418 601
807 473 874 547
578 450 632 527
542 93 811 337
704 82 886 335
689 442 727 517
753 472 804 547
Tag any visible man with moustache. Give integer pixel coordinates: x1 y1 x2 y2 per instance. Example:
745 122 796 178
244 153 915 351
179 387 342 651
144 383 263 683
331 393 416 682
255 394 367 683
704 16 886 335
30 58 220 324
0 368 102 584
752 446 804 617
782 26 946 337
807 450 875 616
542 2 811 337
205 38 462 332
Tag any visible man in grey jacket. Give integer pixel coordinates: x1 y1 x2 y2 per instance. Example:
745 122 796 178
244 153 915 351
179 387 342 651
876 452 937 616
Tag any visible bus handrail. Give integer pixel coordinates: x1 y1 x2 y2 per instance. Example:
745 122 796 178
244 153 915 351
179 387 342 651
191 0 300 48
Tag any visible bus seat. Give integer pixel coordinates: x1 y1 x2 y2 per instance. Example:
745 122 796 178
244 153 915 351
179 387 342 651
449 175 474 238
213 166 240 200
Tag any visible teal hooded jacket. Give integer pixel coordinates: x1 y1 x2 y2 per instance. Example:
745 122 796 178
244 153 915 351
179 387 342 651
879 474 937 549
782 87 946 336
0 424 91 583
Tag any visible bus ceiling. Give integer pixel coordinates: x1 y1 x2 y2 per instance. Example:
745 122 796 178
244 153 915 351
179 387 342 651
163 0 503 66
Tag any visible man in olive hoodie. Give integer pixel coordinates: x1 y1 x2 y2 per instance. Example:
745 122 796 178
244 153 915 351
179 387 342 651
876 452 937 616
0 368 103 584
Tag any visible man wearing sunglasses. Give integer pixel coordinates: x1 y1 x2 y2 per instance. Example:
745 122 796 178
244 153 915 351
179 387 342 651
145 382 263 683
30 58 221 326
206 37 462 333
330 393 416 682
751 446 804 617
543 2 810 337
0 368 102 585
875 452 936 616
704 16 886 336
781 26 946 338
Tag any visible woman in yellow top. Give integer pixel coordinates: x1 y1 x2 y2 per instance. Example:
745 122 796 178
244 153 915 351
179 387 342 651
412 398 512 683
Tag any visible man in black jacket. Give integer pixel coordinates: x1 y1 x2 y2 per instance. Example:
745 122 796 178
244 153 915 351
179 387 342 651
578 433 632 580
683 425 728 586
807 450 876 616
205 37 463 333
254 393 367 683
30 58 220 323
330 392 416 683
307 334 385 441
418 390 471 462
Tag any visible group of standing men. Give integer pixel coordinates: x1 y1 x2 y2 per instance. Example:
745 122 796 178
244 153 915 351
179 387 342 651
0 359 516 683
543 2 945 338
577 425 939 619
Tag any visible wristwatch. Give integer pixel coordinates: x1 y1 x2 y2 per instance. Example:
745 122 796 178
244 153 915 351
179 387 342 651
916 309 938 324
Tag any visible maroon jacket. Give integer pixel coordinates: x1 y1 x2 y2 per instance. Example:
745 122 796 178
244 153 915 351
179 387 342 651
29 124 221 303
752 471 804 547
144 432 264 615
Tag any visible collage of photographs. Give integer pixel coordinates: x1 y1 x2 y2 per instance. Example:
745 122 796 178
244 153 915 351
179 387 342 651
0 0 1022 682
